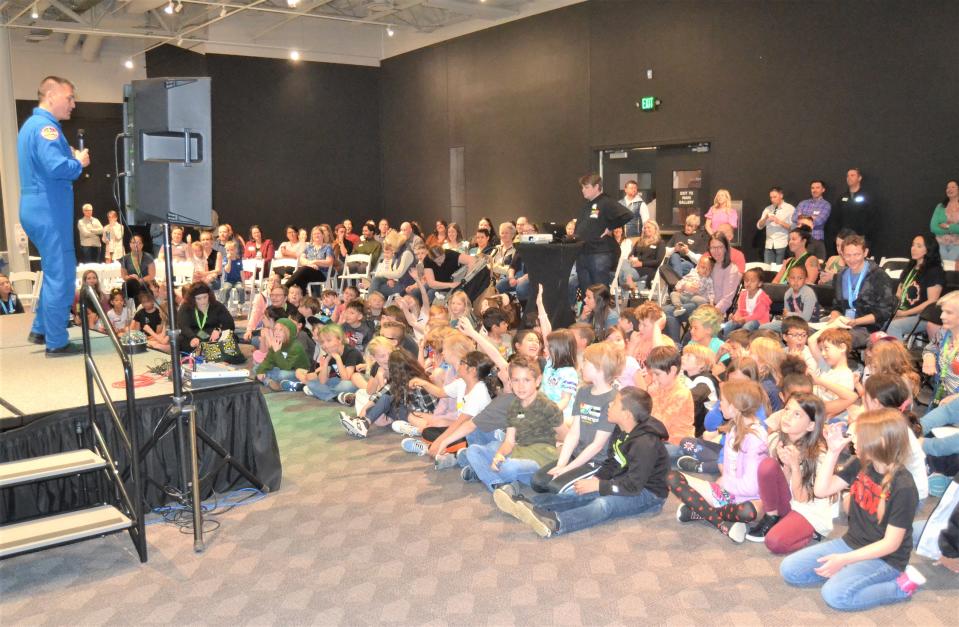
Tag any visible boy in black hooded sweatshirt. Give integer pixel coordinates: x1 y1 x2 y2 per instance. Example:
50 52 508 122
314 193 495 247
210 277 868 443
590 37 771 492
494 386 670 538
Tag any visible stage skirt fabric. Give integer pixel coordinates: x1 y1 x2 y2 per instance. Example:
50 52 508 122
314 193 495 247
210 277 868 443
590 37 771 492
0 382 282 523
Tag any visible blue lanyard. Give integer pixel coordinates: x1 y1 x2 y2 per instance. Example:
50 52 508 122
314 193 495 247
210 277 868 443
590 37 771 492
844 263 868 306
0 295 15 314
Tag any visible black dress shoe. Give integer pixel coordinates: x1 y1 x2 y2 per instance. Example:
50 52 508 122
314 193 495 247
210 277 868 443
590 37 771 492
45 342 83 357
27 332 45 345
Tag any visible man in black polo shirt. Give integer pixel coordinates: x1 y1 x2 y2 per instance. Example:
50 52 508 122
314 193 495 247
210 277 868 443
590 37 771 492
835 168 875 251
573 173 632 290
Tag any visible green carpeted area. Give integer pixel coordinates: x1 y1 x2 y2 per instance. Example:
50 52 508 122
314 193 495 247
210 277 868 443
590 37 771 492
0 390 955 624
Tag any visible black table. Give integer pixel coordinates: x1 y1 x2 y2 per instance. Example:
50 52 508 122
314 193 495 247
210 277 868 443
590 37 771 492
517 241 584 330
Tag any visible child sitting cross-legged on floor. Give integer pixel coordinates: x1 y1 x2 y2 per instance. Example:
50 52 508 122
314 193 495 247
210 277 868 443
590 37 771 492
667 379 769 543
530 342 621 494
338 336 396 438
296 323 363 401
255 318 311 392
493 386 670 538
461 356 564 491
399 350 498 458
780 410 925 611
642 345 695 459
745 393 836 552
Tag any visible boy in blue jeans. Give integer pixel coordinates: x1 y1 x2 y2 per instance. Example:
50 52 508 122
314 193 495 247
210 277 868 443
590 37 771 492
462 356 562 490
493 386 670 538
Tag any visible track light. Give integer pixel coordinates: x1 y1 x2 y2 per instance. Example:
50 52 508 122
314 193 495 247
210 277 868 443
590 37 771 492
289 49 300 61
124 58 134 69
31 3 39 19
164 2 174 14
174 1 183 13
220 4 227 17
386 25 394 37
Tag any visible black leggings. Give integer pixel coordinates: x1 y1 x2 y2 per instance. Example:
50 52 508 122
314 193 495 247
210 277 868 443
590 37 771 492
286 266 327 293
531 460 603 494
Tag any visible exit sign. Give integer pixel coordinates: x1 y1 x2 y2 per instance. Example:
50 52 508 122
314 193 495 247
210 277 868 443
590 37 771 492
640 96 659 111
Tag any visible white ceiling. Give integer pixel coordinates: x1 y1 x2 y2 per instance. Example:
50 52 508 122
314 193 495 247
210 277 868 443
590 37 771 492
1 0 585 65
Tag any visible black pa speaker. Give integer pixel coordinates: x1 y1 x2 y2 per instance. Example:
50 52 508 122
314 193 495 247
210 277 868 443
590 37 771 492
122 77 212 227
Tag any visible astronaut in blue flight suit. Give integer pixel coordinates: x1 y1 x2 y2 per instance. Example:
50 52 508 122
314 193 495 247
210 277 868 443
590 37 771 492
18 76 90 355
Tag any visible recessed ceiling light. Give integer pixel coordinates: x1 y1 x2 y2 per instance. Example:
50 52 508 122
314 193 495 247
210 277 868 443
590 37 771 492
124 58 134 69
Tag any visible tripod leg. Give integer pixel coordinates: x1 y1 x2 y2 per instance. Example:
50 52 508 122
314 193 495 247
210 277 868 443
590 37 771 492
186 403 205 552
195 426 268 492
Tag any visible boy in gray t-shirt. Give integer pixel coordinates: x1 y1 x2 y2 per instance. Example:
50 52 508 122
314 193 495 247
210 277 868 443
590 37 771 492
531 342 621 494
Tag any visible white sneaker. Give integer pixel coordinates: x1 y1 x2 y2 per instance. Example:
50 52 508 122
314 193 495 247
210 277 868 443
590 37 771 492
303 385 314 398
673 306 686 316
391 421 420 437
339 411 368 438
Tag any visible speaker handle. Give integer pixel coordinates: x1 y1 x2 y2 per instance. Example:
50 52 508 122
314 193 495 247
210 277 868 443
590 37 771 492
183 128 192 167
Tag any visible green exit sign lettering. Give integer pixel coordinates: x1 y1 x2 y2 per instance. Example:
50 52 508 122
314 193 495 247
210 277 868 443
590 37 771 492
640 97 659 111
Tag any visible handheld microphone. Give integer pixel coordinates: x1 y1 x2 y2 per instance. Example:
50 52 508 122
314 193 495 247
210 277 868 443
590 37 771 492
77 128 85 151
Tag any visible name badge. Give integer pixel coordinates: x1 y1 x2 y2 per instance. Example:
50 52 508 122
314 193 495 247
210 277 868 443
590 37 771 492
845 308 856 319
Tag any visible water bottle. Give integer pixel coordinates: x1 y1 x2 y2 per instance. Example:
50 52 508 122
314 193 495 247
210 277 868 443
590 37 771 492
228 289 239 316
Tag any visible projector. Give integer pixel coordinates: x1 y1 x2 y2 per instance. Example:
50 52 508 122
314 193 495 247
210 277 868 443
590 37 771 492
519 233 554 244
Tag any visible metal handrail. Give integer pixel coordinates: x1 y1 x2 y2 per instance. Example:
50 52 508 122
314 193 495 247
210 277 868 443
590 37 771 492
79 285 147 563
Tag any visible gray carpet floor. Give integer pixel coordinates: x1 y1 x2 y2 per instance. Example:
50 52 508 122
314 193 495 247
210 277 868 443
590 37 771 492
1 390 956 625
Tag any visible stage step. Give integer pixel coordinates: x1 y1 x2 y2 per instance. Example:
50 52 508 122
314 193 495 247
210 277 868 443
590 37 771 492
0 449 108 488
0 505 132 559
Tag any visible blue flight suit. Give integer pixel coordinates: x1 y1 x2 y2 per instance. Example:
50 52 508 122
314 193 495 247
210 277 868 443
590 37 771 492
18 107 83 350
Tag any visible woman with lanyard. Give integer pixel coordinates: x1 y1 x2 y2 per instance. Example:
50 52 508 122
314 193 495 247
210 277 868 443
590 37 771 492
823 233 895 349
887 234 945 340
177 282 238 362
922 291 959 406
771 228 820 285
119 234 156 302
0 274 25 315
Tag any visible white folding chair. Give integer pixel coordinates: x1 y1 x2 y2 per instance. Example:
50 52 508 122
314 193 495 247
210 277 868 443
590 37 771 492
338 254 373 294
10 270 42 312
610 238 634 312
172 261 194 287
241 258 265 301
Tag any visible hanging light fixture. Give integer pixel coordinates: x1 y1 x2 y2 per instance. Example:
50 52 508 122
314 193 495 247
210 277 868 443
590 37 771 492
386 25 394 37
289 49 300 61
164 2 174 15
124 58 135 69
31 3 39 19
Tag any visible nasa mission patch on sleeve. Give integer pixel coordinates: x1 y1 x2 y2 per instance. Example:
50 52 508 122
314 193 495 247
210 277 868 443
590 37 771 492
40 126 60 141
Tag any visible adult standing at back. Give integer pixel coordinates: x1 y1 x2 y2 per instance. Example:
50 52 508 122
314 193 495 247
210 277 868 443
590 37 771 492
704 189 738 236
76 203 103 263
621 179 649 238
795 180 831 244
18 75 90 355
756 187 795 264
835 168 875 253
929 179 959 261
573 174 633 289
